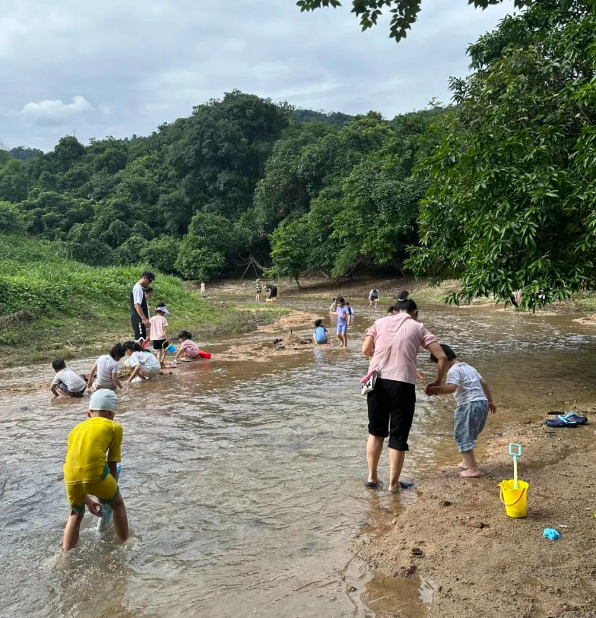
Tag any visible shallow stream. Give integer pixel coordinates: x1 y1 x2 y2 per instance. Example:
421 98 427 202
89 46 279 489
1 293 596 617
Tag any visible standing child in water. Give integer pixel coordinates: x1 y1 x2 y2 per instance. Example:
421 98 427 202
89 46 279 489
150 303 170 367
427 344 497 478
313 319 328 344
332 296 349 348
62 389 128 550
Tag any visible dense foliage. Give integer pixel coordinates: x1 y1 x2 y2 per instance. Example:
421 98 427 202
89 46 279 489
407 0 596 307
296 0 532 42
0 91 442 284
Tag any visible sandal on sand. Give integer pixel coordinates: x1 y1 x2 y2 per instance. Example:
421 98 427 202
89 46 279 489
389 481 416 493
545 417 578 428
364 481 379 488
561 412 588 424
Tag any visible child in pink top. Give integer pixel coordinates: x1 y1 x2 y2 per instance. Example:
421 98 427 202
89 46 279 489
150 303 169 366
176 330 200 360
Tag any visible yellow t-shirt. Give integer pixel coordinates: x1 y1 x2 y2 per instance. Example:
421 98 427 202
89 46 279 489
63 417 122 485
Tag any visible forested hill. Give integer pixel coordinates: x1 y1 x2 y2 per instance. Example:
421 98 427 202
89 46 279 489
0 91 442 282
2 1 596 308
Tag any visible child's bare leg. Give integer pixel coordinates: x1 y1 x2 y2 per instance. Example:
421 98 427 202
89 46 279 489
63 510 84 550
388 448 406 491
367 435 384 484
459 450 481 477
458 460 468 469
337 333 343 347
109 495 129 542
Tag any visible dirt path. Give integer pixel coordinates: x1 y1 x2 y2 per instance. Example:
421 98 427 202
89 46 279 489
356 411 596 618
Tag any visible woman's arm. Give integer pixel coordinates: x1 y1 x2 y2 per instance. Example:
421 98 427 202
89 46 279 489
425 342 448 389
362 335 375 358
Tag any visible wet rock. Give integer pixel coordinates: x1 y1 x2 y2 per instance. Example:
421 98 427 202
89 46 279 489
440 500 452 507
412 547 424 556
474 522 489 529
348 585 357 592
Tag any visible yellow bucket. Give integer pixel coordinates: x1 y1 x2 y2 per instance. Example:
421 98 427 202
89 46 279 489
499 479 529 518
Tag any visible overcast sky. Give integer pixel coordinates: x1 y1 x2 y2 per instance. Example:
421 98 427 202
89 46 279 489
0 0 515 152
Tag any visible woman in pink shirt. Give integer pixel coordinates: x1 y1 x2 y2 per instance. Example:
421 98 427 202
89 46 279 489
362 291 448 492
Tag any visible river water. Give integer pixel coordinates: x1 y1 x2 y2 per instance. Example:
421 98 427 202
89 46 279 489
1 293 596 618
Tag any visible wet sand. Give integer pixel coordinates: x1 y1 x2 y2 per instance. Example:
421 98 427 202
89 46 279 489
355 414 596 618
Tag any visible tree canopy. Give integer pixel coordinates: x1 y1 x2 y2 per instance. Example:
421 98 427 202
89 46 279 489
296 0 532 42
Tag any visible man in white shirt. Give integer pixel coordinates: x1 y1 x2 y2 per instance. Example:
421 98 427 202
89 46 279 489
130 271 155 342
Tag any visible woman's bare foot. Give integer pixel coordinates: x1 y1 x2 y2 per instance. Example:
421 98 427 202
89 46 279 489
457 461 468 470
459 469 482 478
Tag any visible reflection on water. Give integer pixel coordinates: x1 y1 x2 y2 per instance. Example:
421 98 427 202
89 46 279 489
1 295 596 617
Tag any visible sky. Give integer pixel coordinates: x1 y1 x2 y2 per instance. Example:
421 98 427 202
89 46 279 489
0 0 515 152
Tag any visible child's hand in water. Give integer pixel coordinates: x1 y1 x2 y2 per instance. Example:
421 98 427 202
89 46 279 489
84 495 103 517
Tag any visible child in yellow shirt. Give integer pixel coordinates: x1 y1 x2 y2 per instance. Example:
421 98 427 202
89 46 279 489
62 389 128 550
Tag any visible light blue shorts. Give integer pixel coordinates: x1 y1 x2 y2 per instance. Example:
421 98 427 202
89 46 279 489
453 399 488 452
337 323 347 334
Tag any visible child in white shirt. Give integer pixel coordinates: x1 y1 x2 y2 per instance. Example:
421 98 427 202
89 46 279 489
427 344 497 478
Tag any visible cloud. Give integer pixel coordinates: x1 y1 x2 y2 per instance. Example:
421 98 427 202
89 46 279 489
20 95 95 126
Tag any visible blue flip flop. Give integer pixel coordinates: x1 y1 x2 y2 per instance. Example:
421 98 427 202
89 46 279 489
561 412 588 424
364 481 379 488
545 416 578 428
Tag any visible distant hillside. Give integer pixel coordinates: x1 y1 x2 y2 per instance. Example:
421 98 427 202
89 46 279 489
293 109 353 127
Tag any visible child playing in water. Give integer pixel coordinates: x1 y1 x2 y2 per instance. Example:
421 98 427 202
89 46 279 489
150 303 169 366
313 319 328 344
427 344 497 478
50 359 87 398
122 341 161 383
62 389 128 550
175 331 200 359
332 296 349 348
87 344 125 391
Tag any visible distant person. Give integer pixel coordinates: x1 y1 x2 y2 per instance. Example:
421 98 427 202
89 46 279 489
362 291 448 492
369 288 379 307
255 279 262 302
265 284 278 302
313 319 328 345
62 389 128 550
131 271 155 342
346 302 355 325
122 341 161 384
332 296 349 348
50 359 87 398
387 306 396 315
176 331 200 360
329 297 338 313
427 344 497 478
200 282 206 295
87 344 125 391
150 303 170 367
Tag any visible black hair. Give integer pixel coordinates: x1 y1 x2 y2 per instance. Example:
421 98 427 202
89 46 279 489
430 343 457 363
314 319 323 327
122 340 143 353
52 358 66 371
396 290 417 314
109 343 126 360
141 271 155 282
387 306 395 314
345 302 351 306
178 330 192 340
144 286 154 294
337 296 345 304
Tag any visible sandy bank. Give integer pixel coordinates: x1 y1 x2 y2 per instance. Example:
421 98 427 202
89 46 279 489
356 413 596 618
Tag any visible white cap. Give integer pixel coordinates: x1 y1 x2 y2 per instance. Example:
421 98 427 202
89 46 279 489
89 389 118 412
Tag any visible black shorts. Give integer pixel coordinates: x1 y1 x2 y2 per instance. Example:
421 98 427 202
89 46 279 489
367 378 416 451
152 340 167 351
131 315 146 341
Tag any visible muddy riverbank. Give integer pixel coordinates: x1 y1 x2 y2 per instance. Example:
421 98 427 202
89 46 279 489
356 416 596 618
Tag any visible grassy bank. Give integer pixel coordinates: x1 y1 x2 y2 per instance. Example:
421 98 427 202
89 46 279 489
0 235 286 368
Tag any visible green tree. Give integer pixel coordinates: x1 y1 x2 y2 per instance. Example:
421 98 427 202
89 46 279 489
0 201 24 232
175 234 225 281
0 159 29 202
407 0 596 307
268 217 311 286
141 235 181 274
296 0 531 42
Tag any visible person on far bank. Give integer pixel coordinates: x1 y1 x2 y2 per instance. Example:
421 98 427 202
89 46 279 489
255 279 262 302
131 271 155 342
362 291 448 492
313 319 328 344
427 344 496 478
62 389 128 550
332 296 349 348
368 288 379 307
